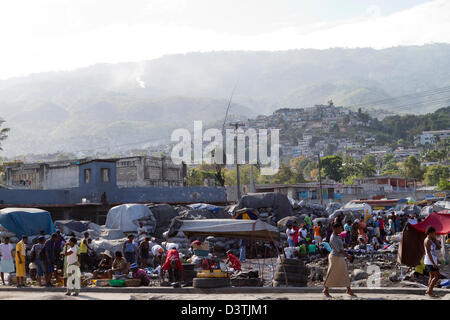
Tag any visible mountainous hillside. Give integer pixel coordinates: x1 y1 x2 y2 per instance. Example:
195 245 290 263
1 44 450 156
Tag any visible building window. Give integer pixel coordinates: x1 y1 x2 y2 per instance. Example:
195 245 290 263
101 168 110 183
84 169 91 184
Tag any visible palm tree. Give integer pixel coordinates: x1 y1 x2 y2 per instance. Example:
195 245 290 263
0 119 9 151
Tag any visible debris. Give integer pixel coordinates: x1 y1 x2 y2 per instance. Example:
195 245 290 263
238 193 294 220
351 269 369 281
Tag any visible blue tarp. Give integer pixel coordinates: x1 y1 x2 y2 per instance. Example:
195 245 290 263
187 203 223 213
0 208 55 237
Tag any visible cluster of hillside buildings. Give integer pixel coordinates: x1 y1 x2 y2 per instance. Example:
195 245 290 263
247 105 449 163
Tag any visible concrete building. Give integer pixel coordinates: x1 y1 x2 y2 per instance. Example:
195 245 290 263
418 130 450 145
250 183 364 204
5 156 186 190
354 176 417 195
0 158 225 223
116 156 185 187
393 147 420 160
6 159 81 190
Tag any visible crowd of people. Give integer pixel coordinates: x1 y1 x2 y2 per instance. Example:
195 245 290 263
285 211 423 256
0 223 249 295
0 228 203 295
285 211 445 298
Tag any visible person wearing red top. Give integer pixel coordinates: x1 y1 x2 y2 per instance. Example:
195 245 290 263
225 250 242 271
292 221 300 246
161 248 184 282
378 216 385 239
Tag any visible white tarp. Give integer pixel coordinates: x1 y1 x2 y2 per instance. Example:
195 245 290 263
435 201 450 210
105 204 152 233
178 219 280 241
343 202 372 215
343 202 373 221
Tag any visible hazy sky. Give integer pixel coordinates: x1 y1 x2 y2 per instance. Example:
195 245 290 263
1 0 448 80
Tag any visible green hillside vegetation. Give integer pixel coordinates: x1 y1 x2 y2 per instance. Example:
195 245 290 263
1 44 450 156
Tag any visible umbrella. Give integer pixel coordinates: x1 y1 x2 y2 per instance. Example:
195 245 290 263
233 208 259 220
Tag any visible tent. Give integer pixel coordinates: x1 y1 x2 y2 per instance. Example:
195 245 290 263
233 208 258 220
411 212 450 235
105 204 153 233
0 208 55 237
398 212 450 267
178 219 280 241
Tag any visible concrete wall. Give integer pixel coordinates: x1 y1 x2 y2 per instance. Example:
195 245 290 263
0 189 69 205
1 160 225 205
0 185 226 206
116 156 184 188
44 165 79 189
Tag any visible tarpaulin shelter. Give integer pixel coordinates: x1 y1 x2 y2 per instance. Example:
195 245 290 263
342 201 372 222
55 220 88 234
410 212 450 235
188 203 223 214
233 208 258 220
398 212 450 267
179 219 282 284
105 204 152 233
178 219 280 241
0 208 55 237
239 193 293 220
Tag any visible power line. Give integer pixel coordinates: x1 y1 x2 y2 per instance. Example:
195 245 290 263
346 85 450 109
384 96 450 112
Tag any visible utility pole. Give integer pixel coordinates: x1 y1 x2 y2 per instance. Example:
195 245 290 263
230 122 245 201
249 164 255 193
317 153 323 206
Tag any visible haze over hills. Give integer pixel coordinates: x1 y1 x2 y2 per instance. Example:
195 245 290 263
1 44 450 157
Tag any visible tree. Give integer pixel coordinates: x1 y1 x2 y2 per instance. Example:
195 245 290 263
424 165 450 186
185 168 206 186
381 159 400 175
341 156 362 179
437 178 450 191
402 155 424 180
320 155 343 182
382 153 394 164
272 163 297 184
361 155 377 177
0 119 10 151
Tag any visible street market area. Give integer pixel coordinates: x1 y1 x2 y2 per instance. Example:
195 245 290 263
0 193 449 300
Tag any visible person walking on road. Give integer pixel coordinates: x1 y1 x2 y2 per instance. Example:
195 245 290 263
15 235 28 287
0 237 15 285
323 223 355 298
64 237 81 296
424 226 441 298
